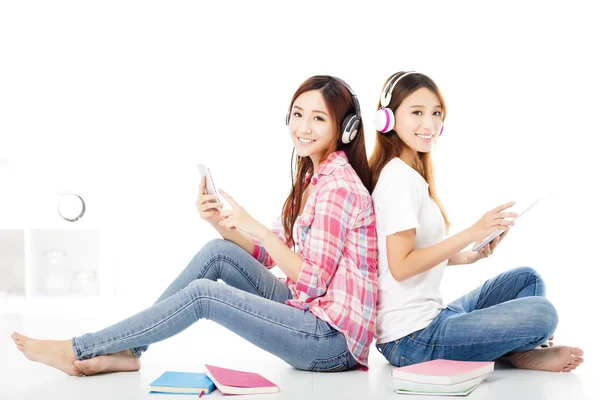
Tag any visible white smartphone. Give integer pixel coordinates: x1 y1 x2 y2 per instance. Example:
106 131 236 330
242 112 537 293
471 197 541 252
197 164 220 202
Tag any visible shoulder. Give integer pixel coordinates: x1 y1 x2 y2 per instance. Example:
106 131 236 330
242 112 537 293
374 158 427 198
317 164 371 209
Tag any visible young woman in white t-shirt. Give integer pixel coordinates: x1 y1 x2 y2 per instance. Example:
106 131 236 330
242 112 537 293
368 71 584 372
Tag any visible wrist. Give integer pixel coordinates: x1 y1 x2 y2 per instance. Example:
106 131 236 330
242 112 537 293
256 225 272 242
461 227 476 243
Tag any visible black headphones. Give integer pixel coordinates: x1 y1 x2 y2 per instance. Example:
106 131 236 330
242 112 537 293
285 76 362 144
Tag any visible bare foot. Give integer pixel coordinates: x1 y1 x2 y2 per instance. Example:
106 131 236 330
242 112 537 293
508 345 584 372
73 350 141 376
11 332 77 376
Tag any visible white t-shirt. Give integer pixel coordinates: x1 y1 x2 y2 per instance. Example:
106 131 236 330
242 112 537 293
372 158 447 344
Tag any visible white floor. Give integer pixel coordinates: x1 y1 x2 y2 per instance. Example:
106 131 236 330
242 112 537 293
0 295 596 400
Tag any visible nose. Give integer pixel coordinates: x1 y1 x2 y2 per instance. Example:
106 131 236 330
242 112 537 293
422 114 435 133
298 118 312 135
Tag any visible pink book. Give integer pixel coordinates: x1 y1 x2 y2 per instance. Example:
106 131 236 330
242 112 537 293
392 359 494 385
204 364 279 395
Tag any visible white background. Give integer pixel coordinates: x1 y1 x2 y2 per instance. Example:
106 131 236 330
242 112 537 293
1 0 598 358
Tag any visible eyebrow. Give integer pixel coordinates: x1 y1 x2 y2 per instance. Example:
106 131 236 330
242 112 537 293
409 105 442 109
293 105 329 116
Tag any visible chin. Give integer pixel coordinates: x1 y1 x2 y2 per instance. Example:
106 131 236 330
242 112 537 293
294 147 312 158
417 145 433 153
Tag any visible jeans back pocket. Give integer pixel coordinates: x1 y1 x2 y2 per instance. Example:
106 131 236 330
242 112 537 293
307 350 353 372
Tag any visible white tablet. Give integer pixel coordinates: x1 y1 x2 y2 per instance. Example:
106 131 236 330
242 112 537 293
471 197 541 252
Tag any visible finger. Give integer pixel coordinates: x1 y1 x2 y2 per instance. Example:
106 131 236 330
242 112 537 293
219 217 237 230
219 189 239 207
482 245 491 257
200 196 220 205
200 210 220 219
490 236 501 251
201 202 223 212
492 201 516 213
495 212 518 219
494 220 514 228
220 210 234 218
199 176 206 194
497 229 509 244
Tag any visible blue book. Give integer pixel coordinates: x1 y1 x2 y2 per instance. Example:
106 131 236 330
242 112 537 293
149 371 216 395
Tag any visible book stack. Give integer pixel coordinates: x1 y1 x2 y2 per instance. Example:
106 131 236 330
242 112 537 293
391 359 494 396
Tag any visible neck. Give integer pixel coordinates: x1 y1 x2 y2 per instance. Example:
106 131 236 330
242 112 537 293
399 147 417 168
309 153 323 173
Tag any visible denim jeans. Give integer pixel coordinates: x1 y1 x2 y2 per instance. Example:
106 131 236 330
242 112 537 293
72 239 357 372
376 267 558 367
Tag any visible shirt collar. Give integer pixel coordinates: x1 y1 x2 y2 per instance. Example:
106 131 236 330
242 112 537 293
314 150 348 178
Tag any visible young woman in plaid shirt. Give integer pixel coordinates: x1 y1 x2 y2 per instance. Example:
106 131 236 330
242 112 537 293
12 76 378 376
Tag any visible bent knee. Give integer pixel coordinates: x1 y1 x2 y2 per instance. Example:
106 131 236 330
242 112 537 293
526 297 558 338
512 266 541 281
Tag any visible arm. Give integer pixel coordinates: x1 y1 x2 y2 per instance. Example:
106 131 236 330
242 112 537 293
387 228 475 281
256 228 302 281
388 205 515 281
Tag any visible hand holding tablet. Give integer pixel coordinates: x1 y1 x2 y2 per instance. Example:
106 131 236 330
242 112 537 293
471 197 541 252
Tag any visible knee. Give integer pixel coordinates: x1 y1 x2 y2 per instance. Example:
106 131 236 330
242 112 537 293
513 266 541 280
514 266 545 295
197 238 229 256
185 278 216 295
526 297 558 339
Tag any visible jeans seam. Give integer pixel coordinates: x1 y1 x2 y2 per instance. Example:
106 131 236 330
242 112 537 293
78 293 339 356
406 334 545 348
72 337 82 360
475 270 535 309
199 255 268 299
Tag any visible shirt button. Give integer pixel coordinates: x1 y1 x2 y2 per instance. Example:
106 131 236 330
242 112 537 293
311 176 318 185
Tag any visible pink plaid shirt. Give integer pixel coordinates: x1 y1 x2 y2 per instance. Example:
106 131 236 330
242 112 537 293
252 151 378 367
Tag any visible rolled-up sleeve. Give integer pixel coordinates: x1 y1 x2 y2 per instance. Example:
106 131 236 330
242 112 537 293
295 187 356 299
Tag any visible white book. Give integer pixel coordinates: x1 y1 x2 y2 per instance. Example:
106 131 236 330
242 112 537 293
392 373 489 394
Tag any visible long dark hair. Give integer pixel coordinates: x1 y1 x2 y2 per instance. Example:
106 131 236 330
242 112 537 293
282 75 371 245
368 72 450 230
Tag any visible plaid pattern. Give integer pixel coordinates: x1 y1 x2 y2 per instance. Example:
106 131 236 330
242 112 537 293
252 151 378 366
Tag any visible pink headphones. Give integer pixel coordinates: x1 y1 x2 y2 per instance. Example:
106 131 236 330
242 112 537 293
374 71 444 136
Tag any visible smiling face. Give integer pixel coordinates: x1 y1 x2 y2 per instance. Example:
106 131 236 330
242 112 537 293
288 89 337 167
393 87 444 162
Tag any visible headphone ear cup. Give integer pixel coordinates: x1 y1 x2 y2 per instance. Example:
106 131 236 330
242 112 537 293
340 115 360 144
285 111 290 126
374 108 395 133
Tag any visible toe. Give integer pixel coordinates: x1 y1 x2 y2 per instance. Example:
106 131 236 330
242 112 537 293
570 347 584 357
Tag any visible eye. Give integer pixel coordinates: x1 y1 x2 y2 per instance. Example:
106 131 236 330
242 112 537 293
433 111 442 116
314 116 325 121
412 110 423 116
293 112 302 118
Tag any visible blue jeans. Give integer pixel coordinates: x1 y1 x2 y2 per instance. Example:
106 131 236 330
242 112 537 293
72 239 357 372
376 267 558 367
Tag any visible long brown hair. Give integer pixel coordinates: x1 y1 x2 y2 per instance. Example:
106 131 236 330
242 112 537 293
368 72 450 230
282 75 372 245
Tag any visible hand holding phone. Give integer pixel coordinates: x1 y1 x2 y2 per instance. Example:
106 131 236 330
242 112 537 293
197 164 220 200
196 164 223 223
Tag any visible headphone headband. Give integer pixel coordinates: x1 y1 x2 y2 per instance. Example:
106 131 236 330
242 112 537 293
380 71 417 108
332 76 361 118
